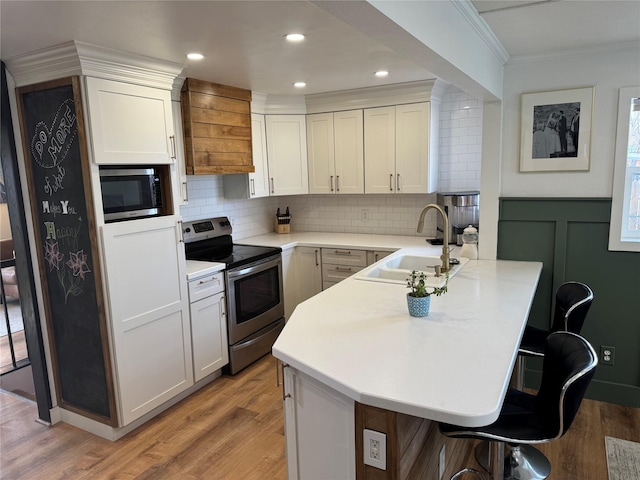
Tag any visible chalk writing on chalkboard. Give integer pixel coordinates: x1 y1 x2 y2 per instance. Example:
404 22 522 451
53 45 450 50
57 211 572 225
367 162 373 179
29 97 90 303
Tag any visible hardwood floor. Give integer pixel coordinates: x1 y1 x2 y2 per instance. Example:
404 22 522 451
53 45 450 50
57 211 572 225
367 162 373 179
1 354 638 479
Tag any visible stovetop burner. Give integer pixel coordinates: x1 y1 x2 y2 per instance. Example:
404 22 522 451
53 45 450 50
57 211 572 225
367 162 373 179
183 217 281 269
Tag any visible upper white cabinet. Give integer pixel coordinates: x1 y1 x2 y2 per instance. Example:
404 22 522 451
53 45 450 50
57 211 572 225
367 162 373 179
85 77 175 165
364 106 396 194
266 115 309 196
171 100 188 205
307 110 364 194
223 113 270 199
364 102 436 194
100 216 192 426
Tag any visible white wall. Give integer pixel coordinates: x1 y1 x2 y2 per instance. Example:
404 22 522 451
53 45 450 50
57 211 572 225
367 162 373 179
179 85 482 240
499 44 639 197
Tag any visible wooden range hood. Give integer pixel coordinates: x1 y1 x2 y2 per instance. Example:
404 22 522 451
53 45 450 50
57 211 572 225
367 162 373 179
181 78 255 175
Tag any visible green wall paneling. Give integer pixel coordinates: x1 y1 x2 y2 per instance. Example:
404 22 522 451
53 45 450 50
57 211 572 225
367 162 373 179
498 198 640 407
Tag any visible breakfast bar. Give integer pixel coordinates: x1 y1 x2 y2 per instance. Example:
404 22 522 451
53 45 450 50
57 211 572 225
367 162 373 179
272 250 543 479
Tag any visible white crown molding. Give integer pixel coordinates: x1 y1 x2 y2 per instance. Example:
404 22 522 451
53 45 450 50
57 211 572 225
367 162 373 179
454 0 510 65
305 79 445 114
261 95 307 115
506 40 640 65
251 91 269 114
4 40 184 89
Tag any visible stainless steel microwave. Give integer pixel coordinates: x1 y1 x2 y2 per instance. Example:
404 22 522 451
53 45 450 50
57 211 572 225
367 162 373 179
99 166 165 222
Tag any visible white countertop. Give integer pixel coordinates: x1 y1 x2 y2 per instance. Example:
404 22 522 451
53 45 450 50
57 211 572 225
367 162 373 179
237 231 435 252
271 247 542 428
185 260 225 281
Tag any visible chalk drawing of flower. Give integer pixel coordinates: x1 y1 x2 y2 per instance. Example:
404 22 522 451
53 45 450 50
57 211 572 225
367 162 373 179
44 240 64 271
66 250 91 280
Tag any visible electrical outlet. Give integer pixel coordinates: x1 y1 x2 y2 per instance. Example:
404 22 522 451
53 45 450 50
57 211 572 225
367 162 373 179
600 345 615 365
363 429 386 470
361 209 370 222
439 445 446 479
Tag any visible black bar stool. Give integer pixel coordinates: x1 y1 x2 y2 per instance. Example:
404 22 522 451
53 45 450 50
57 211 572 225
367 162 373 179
439 331 598 480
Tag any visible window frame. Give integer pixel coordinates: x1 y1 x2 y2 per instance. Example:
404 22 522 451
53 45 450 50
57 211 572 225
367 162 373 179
609 86 640 252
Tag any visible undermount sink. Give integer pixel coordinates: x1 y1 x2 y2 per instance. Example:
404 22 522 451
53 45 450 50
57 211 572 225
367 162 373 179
354 254 469 288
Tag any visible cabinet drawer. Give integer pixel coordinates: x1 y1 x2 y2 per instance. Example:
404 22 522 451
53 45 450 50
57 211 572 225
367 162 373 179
321 248 367 266
188 272 224 302
322 263 364 283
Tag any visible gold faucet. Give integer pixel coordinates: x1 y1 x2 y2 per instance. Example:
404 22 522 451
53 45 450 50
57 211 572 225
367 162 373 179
417 204 450 273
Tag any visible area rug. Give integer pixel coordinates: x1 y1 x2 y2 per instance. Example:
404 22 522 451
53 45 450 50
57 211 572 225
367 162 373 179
605 436 640 480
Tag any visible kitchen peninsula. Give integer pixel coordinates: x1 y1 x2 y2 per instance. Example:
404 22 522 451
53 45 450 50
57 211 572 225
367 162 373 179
250 235 542 479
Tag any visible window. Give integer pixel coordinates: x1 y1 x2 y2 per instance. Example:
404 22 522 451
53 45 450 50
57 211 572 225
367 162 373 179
609 86 640 252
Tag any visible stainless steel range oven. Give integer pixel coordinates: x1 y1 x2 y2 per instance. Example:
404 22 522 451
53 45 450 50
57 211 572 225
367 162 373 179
183 217 284 375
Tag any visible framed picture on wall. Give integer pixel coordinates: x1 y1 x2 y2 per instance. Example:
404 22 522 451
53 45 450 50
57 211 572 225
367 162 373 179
520 87 594 172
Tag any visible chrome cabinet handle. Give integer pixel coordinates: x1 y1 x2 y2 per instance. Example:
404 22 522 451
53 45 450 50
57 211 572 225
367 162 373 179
335 266 352 272
334 249 351 255
250 178 255 196
270 177 275 194
169 135 176 159
177 221 184 243
336 175 340 192
397 174 400 192
182 181 188 203
330 175 334 192
198 276 221 286
389 173 393 191
375 253 379 262
315 249 319 266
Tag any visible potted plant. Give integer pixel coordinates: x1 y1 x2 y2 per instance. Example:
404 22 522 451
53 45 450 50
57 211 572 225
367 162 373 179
406 270 449 317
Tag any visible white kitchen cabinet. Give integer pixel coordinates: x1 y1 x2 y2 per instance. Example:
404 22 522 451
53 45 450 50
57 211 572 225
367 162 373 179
307 110 364 195
364 102 437 194
223 113 270 199
171 100 188 205
367 250 393 265
266 115 308 196
295 247 323 304
188 272 228 382
101 215 192 426
281 247 297 321
321 248 367 290
85 77 175 165
283 365 355 480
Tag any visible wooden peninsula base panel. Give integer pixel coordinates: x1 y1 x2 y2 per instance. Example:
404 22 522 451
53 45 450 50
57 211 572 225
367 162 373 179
355 402 473 480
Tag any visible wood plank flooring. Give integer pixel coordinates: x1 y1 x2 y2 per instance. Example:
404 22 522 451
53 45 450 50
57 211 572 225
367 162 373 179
1 355 638 480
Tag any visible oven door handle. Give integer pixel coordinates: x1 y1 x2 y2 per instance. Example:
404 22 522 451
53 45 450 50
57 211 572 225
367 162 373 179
226 255 282 280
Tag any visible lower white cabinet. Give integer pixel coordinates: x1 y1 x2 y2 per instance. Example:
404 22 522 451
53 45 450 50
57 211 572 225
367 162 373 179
367 250 393 265
282 247 297 321
295 247 322 304
283 366 355 479
321 248 367 290
188 272 228 382
101 215 192 426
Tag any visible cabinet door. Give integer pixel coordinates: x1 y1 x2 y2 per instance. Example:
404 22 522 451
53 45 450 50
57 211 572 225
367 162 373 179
295 247 323 303
367 250 393 265
250 113 271 198
266 115 309 196
191 291 228 382
396 102 431 193
307 113 335 194
334 109 364 194
283 366 355 480
171 100 188 205
101 216 192 426
364 106 396 193
281 248 297 321
85 77 174 165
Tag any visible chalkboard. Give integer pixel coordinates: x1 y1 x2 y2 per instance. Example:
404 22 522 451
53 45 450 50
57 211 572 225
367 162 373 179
17 77 114 423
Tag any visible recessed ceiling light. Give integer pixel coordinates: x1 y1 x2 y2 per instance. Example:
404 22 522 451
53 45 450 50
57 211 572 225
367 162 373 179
187 53 204 60
293 82 306 88
374 70 389 77
285 33 305 42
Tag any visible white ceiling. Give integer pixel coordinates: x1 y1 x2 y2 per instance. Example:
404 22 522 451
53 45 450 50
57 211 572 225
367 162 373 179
1 1 638 96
